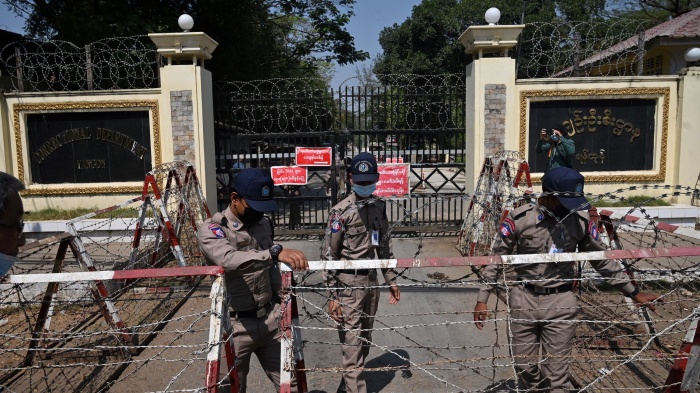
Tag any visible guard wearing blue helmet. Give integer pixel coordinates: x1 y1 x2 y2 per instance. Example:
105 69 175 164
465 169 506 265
473 167 661 392
322 152 401 393
197 168 308 392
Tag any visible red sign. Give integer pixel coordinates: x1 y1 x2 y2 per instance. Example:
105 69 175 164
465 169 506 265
295 147 332 166
376 164 410 197
271 166 307 185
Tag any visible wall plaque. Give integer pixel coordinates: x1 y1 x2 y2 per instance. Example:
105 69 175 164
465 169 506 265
26 111 153 184
527 98 656 173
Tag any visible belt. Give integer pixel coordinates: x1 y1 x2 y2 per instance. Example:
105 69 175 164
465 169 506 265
523 283 573 295
338 269 372 276
230 301 273 319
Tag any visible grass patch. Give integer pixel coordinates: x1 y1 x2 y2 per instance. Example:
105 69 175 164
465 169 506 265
25 207 142 221
592 195 671 208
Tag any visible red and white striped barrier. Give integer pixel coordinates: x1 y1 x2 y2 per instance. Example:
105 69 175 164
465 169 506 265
279 245 700 272
7 266 229 393
599 210 700 240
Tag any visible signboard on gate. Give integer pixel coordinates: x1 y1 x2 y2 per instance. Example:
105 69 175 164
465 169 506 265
271 166 307 185
295 147 332 166
376 163 410 197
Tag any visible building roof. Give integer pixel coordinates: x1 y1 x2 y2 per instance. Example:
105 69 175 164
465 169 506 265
559 7 700 72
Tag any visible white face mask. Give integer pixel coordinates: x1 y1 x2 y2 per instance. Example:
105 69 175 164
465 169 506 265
0 253 18 277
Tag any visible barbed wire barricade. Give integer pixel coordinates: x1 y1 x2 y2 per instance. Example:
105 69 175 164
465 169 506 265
280 153 700 391
517 19 654 79
0 35 162 92
0 161 224 392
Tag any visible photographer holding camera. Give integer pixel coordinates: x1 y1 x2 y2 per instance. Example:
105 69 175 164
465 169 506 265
536 127 575 172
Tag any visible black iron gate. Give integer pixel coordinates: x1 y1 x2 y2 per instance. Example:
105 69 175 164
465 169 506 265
214 75 466 234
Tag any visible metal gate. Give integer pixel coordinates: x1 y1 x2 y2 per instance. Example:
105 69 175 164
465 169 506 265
213 75 466 235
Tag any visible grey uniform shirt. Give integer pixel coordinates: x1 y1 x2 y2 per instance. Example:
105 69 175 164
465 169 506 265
323 193 398 289
477 203 636 304
197 207 279 311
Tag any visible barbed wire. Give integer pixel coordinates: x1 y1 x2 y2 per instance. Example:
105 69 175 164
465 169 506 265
0 36 161 92
518 19 655 78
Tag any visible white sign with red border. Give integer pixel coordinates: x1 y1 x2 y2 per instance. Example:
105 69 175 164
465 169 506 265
376 163 410 197
271 166 308 185
295 147 332 166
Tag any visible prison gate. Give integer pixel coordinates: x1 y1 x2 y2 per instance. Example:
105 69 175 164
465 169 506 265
213 75 466 235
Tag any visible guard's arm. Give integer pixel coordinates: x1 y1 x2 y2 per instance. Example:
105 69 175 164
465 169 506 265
197 220 272 272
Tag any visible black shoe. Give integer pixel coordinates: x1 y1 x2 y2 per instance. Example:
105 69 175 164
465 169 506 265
336 377 347 393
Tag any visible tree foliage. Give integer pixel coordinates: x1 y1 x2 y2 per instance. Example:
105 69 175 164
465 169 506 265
371 0 692 77
373 0 564 77
1 0 369 81
611 0 700 21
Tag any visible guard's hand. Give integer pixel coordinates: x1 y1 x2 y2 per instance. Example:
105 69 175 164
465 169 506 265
328 299 343 324
388 285 400 304
540 129 547 140
552 129 563 137
278 249 309 271
632 292 663 313
474 302 488 330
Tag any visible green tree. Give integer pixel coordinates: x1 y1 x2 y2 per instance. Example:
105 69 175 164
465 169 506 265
1 0 369 81
611 0 700 21
373 0 561 77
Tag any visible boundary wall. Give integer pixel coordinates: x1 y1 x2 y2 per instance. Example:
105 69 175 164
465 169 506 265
462 26 700 200
0 33 218 213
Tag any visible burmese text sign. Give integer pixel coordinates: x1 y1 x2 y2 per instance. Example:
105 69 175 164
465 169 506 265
295 147 332 166
376 164 410 197
271 166 308 185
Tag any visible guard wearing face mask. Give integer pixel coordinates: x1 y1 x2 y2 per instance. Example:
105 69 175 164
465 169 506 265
0 171 27 279
197 168 308 393
323 152 401 393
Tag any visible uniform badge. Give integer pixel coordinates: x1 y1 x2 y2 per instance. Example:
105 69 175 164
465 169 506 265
359 162 369 172
588 221 599 241
209 223 226 238
500 218 515 238
262 186 270 197
537 214 543 221
576 183 583 193
232 222 239 228
331 220 342 233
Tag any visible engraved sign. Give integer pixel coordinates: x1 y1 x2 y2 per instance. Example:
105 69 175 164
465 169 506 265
27 111 153 184
528 99 656 173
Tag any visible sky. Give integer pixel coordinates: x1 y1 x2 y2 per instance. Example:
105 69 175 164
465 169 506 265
0 1 422 86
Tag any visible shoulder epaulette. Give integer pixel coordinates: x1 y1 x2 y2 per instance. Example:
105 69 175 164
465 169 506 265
511 203 536 219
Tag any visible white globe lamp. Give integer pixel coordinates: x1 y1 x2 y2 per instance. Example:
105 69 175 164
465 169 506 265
685 47 700 65
485 7 501 26
178 14 194 32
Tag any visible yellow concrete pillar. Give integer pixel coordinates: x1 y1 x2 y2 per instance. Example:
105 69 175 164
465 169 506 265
676 66 700 189
149 32 219 213
459 24 524 192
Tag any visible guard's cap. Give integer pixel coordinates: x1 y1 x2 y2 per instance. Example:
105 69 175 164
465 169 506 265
541 167 590 211
350 152 380 182
233 168 278 212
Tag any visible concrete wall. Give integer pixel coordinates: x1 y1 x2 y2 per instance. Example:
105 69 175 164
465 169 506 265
0 63 217 213
465 52 699 202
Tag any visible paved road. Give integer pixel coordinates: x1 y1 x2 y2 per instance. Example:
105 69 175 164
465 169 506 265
240 236 512 393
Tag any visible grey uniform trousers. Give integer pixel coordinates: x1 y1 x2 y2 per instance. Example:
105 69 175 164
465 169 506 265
337 272 380 393
509 286 579 393
229 304 297 393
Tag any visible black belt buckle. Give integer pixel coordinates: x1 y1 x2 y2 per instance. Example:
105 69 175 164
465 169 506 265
338 269 371 276
231 302 272 319
524 283 571 295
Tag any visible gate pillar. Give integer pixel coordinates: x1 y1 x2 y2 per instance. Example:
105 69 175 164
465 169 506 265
149 27 219 213
458 21 524 192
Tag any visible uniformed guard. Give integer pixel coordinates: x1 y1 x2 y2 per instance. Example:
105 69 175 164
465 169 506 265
323 152 401 393
473 167 662 392
0 171 26 278
197 168 308 393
